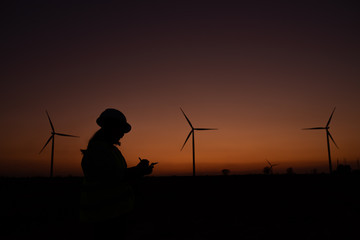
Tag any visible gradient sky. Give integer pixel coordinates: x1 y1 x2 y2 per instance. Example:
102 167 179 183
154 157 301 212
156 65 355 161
1 0 360 177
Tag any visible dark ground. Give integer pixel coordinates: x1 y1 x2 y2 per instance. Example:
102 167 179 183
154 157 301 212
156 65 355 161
1 174 359 239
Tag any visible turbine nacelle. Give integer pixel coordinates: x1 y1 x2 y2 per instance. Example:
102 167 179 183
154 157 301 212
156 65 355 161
180 107 217 177
302 107 338 173
302 107 338 149
266 159 279 168
180 108 217 151
40 110 79 177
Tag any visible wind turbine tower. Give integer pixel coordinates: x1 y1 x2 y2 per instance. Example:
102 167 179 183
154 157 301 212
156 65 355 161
180 108 217 177
302 107 339 174
40 111 79 177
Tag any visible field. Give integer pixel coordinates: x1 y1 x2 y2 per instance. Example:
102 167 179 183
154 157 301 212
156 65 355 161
1 174 359 239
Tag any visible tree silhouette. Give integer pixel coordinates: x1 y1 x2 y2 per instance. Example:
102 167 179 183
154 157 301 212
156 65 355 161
336 164 351 175
222 169 230 176
286 167 294 175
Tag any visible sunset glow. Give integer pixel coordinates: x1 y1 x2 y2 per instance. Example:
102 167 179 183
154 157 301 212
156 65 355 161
1 1 360 177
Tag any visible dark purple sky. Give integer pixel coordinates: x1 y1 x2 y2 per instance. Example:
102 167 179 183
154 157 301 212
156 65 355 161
1 0 360 176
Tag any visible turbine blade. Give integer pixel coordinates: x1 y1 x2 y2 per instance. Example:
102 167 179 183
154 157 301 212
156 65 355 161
55 133 79 137
181 130 193 151
194 128 218 131
302 127 326 130
265 159 271 166
326 107 336 127
180 108 193 129
39 135 53 153
328 131 339 149
46 110 55 132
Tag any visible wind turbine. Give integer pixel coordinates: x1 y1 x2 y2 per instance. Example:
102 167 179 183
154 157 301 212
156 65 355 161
40 110 79 177
302 107 339 174
180 108 217 177
265 159 279 174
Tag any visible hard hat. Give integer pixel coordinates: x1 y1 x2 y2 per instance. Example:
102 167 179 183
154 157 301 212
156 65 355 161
96 108 131 133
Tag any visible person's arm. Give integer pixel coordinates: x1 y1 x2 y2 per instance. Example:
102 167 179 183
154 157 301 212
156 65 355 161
125 159 154 179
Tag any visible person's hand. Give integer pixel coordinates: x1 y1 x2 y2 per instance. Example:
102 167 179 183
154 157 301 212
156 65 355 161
138 159 150 168
138 158 158 175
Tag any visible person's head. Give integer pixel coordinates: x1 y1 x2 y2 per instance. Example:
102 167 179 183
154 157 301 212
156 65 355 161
96 108 131 144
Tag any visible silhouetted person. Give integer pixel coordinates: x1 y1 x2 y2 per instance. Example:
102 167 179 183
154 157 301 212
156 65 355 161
80 108 156 239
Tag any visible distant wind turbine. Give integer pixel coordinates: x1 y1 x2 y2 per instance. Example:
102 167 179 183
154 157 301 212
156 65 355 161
265 159 279 174
302 107 339 174
39 110 79 177
180 108 217 177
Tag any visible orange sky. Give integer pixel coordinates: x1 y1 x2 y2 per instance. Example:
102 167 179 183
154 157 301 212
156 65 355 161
1 1 360 177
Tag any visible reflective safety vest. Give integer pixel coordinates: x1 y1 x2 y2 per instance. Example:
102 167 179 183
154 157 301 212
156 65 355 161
80 140 135 222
